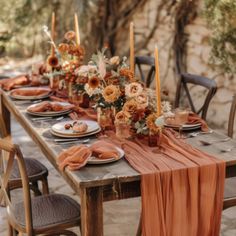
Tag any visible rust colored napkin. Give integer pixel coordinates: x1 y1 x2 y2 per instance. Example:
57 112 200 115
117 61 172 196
57 140 119 170
28 101 74 113
11 88 50 97
187 112 209 131
105 129 225 236
50 95 97 121
0 75 30 91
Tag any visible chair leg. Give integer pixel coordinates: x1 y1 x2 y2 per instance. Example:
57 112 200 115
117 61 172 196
42 177 49 195
136 216 142 236
8 224 13 236
30 181 42 196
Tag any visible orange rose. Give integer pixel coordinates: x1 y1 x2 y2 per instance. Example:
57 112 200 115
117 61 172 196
102 85 120 103
58 43 69 53
123 99 138 117
115 111 129 124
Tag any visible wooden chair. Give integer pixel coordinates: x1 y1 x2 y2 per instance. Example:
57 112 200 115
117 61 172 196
0 138 81 236
0 91 49 196
223 94 236 210
135 56 155 88
228 94 236 138
174 73 217 120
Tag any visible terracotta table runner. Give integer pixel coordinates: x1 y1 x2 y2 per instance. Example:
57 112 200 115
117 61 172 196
106 129 225 236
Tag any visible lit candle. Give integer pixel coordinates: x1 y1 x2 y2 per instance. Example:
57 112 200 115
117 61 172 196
51 12 55 57
74 13 80 45
129 22 134 74
154 45 162 116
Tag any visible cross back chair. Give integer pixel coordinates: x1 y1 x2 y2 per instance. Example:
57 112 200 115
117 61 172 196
0 92 49 196
135 56 155 88
0 138 81 236
228 94 236 138
223 94 236 210
175 73 217 120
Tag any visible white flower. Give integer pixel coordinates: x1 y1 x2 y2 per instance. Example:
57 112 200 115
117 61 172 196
161 101 172 113
125 82 143 98
76 65 97 77
84 83 102 97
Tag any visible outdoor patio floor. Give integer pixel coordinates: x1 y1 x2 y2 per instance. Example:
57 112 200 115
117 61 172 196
0 118 236 236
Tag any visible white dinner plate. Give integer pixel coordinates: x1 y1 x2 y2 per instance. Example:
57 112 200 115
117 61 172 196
50 127 101 138
164 123 202 131
87 146 124 164
9 87 51 100
27 102 73 117
52 120 100 136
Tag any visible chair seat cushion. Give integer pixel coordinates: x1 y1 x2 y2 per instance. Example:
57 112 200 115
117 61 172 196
10 158 48 180
13 194 80 229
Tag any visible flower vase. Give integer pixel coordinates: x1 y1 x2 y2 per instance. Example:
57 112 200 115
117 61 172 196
115 121 132 139
148 130 162 147
97 107 115 131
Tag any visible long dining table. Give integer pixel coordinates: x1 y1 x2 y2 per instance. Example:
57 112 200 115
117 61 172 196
1 88 236 236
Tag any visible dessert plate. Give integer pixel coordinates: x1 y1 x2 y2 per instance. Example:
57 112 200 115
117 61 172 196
51 120 100 137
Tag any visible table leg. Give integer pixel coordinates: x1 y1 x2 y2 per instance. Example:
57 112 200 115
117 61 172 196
80 186 103 236
0 93 11 138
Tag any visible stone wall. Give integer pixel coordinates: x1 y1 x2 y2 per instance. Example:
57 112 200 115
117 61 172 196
128 0 235 130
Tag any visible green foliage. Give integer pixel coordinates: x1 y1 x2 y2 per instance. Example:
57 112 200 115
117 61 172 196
204 0 236 74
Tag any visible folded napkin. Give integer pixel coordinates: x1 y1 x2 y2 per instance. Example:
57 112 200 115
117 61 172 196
0 75 30 91
187 112 208 131
50 95 97 121
11 88 50 97
28 101 74 113
57 140 119 171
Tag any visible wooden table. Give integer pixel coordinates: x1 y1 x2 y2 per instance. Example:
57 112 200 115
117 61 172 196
1 89 236 236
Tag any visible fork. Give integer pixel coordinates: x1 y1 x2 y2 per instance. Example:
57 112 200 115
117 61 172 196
31 116 64 121
56 139 90 145
188 130 213 138
199 137 230 146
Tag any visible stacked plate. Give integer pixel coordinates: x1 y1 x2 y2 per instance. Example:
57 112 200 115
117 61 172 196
9 87 51 100
164 123 202 131
51 120 101 138
27 102 73 117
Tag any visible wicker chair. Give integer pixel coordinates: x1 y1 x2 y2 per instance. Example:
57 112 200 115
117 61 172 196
0 138 81 236
175 73 217 120
135 56 155 88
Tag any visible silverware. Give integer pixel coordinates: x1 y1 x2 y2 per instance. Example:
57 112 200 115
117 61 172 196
188 130 213 138
199 137 230 146
56 139 90 145
54 138 81 142
220 146 236 152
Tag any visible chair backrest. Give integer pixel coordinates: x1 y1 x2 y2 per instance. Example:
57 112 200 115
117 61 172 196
228 94 236 138
135 56 155 88
174 73 217 120
0 138 33 234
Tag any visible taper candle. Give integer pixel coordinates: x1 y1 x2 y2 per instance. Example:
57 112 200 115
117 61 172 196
74 13 80 45
51 12 55 57
154 45 162 116
129 22 134 74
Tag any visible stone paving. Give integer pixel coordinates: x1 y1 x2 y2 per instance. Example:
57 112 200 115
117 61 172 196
0 118 236 235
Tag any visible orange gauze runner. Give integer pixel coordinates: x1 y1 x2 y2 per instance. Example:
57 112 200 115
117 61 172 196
106 129 225 236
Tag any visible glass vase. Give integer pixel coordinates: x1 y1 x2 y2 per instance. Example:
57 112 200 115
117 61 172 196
115 121 132 139
97 107 115 131
148 130 162 147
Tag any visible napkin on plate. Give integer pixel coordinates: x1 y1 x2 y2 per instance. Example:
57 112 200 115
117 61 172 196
187 112 208 131
28 101 75 113
0 75 30 91
57 140 119 171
